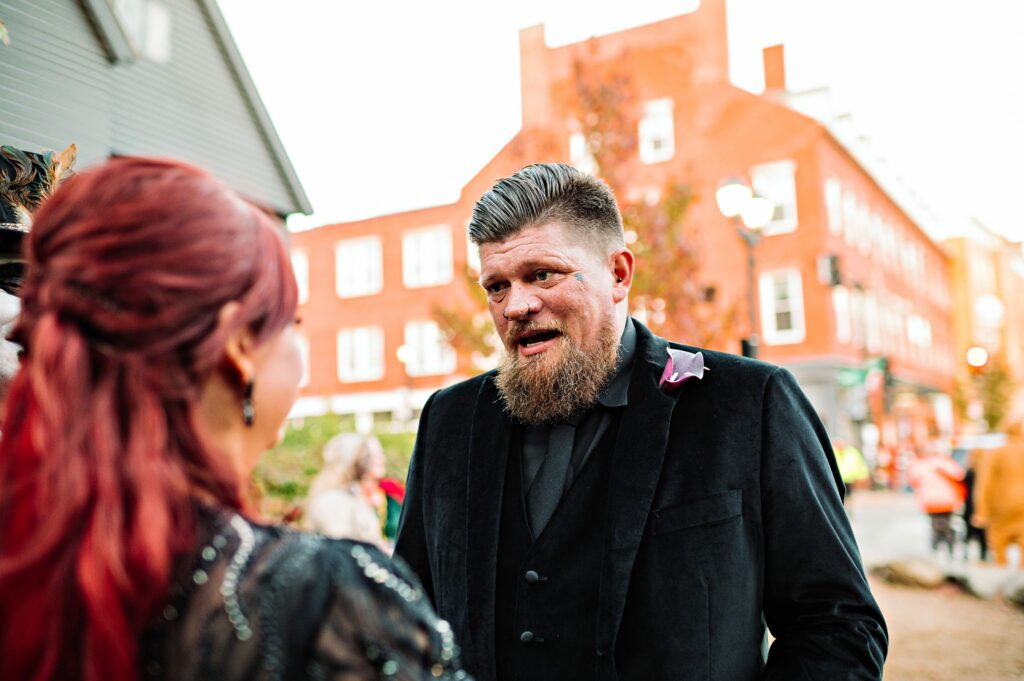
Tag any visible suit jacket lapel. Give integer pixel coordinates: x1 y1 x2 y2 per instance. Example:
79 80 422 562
465 374 512 677
597 322 685 651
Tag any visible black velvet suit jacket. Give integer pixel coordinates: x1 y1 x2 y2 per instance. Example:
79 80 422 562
395 321 887 680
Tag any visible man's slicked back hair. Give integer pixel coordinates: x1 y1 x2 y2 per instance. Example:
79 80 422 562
468 163 624 251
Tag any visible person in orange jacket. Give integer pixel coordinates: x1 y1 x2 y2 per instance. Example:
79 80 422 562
973 423 1024 566
907 451 966 558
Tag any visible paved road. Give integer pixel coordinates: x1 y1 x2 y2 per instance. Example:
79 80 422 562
846 490 1024 680
848 490 934 566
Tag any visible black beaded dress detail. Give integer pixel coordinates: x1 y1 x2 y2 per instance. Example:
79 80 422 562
139 507 470 680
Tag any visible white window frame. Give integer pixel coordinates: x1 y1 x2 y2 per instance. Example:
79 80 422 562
759 269 806 345
569 128 597 174
403 321 456 377
751 159 798 235
465 223 481 274
825 178 843 236
107 0 172 62
336 326 385 383
832 285 851 345
402 225 453 289
290 248 309 306
335 236 383 299
296 332 310 388
638 98 675 165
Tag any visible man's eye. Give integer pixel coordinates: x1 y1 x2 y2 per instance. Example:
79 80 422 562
486 283 506 294
535 271 551 282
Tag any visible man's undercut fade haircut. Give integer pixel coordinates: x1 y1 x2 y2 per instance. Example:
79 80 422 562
468 163 625 251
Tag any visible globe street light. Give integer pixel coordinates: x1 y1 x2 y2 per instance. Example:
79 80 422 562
965 345 989 370
716 178 774 358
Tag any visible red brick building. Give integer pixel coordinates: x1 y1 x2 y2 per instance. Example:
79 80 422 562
291 0 955 459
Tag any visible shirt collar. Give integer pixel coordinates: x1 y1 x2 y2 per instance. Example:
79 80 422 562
597 317 636 409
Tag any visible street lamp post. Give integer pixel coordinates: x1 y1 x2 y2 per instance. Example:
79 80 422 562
715 178 775 359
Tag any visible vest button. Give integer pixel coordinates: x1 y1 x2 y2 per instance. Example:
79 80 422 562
519 630 535 645
524 570 540 584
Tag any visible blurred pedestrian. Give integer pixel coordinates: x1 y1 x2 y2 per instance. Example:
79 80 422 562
0 144 75 418
0 157 467 680
380 476 406 543
962 448 989 562
973 422 1024 566
835 438 871 506
907 452 966 559
305 433 387 546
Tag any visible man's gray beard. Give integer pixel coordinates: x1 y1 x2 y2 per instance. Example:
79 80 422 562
495 318 620 425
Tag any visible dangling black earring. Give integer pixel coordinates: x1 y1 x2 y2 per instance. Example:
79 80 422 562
242 380 255 427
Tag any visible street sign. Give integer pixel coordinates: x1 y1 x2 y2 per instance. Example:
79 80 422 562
837 367 868 387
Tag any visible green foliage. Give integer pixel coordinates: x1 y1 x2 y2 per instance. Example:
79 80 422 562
977 356 1014 431
375 431 418 480
252 414 418 520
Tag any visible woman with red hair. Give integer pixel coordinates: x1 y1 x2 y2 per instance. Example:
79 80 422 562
0 157 467 681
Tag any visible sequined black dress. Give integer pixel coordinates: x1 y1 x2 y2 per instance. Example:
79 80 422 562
139 507 470 680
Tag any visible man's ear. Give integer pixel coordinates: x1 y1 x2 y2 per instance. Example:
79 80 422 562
217 301 255 389
610 248 635 304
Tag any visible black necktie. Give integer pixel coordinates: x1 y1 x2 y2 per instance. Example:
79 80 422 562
525 420 577 536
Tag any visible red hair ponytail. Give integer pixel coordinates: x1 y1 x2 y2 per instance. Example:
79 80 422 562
0 157 297 681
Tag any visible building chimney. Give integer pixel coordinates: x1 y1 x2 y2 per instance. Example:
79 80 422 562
763 44 786 92
519 24 551 128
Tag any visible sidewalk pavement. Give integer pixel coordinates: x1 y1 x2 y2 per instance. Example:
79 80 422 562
849 489 1024 604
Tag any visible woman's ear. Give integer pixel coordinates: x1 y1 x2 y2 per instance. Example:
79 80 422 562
217 301 255 389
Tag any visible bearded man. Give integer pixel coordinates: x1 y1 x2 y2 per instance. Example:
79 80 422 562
395 163 887 681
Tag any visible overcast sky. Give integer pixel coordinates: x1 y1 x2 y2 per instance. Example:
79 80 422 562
217 0 1024 241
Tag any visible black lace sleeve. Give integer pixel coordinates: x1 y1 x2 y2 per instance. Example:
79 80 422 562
306 541 471 681
141 511 471 681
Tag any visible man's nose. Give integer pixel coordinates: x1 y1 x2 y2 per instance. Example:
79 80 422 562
503 286 540 321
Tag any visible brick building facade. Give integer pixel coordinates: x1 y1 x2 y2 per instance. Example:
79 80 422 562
291 1 955 460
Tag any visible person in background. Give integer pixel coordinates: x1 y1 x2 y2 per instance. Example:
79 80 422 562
380 476 407 544
973 422 1024 566
834 438 871 508
0 157 467 680
0 144 75 418
907 451 966 560
961 448 989 562
305 433 388 546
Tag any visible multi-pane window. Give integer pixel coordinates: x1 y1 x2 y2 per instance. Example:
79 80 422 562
638 98 675 164
290 248 309 305
825 178 843 236
759 269 806 345
402 226 453 288
465 224 481 273
906 314 933 349
842 194 859 247
569 129 597 174
832 285 851 344
296 332 310 388
109 0 172 62
403 321 456 377
336 327 385 382
751 160 798 235
335 237 383 298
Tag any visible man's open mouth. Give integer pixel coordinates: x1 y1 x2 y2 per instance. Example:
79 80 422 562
515 328 561 348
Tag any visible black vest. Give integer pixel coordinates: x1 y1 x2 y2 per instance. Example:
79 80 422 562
494 416 620 681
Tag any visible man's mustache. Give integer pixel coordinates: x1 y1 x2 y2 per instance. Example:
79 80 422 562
504 319 567 346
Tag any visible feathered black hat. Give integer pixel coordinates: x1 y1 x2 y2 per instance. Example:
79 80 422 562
0 144 76 291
